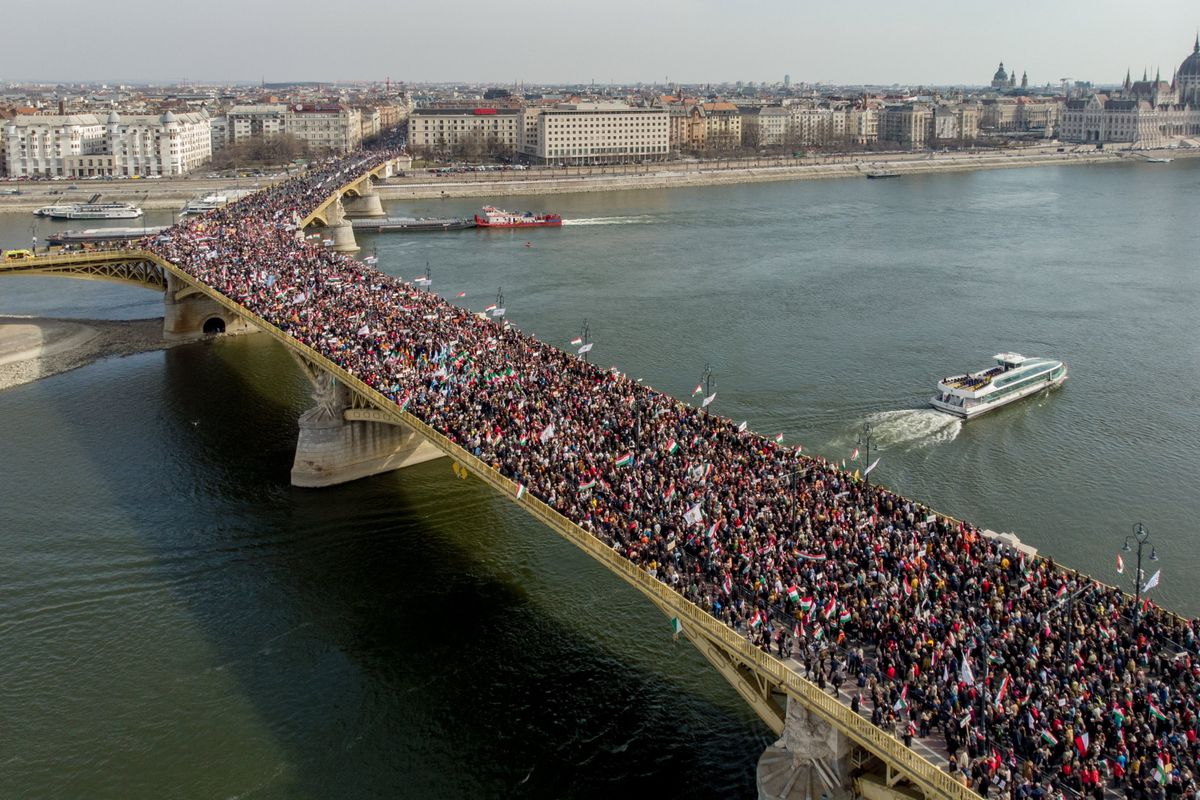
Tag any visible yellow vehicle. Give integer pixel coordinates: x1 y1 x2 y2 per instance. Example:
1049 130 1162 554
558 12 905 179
3 249 34 261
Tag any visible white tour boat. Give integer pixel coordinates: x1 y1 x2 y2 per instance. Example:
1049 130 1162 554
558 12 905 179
181 189 254 215
35 202 143 220
931 353 1067 419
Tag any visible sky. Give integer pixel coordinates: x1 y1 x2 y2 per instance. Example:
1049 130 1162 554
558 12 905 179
3 0 1197 87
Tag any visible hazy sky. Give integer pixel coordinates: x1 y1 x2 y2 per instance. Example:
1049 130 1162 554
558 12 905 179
4 0 1197 86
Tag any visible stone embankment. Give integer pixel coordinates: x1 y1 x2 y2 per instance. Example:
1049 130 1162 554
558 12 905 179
378 148 1195 200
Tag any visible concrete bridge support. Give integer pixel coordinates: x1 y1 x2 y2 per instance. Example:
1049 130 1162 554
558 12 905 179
342 179 386 218
317 198 360 253
757 699 853 800
290 367 443 488
163 272 255 340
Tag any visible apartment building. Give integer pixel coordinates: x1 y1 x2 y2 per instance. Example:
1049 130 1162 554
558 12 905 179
2 110 212 177
518 103 669 164
407 107 521 155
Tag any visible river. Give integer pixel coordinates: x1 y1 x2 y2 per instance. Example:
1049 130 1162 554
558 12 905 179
1 159 1198 798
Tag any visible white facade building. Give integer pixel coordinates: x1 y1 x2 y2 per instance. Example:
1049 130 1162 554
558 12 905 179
2 110 212 178
518 103 669 164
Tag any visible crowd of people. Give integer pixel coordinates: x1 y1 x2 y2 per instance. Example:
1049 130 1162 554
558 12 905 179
144 149 1199 800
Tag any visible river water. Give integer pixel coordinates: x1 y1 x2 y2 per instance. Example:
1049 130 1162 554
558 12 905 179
1 160 1198 798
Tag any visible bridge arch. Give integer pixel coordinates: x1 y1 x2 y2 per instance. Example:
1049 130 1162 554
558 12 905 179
202 317 226 335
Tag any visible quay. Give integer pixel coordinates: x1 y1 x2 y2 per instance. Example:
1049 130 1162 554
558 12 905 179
1 149 1192 800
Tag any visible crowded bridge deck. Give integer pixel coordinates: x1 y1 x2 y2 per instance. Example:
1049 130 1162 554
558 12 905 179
2 150 1195 800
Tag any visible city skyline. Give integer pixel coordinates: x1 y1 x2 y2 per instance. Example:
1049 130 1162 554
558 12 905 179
2 0 1197 87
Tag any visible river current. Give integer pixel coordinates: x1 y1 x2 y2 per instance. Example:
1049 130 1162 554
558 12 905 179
1 160 1198 798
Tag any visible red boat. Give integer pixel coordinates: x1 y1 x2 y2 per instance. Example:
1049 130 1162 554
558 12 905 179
473 206 563 228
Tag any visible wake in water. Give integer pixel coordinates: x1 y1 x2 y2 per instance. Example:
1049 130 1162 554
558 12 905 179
562 215 657 226
865 408 962 448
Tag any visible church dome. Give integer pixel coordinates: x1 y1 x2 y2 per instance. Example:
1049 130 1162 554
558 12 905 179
993 62 1008 82
106 110 120 124
1180 35 1200 77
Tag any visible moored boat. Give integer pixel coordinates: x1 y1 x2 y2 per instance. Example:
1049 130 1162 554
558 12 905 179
351 216 477 232
930 353 1067 419
181 189 254 214
473 206 562 228
46 226 167 245
866 170 900 179
34 202 143 220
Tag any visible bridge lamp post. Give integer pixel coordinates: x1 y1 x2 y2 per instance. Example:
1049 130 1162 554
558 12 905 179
1121 522 1157 632
701 362 715 415
857 421 873 495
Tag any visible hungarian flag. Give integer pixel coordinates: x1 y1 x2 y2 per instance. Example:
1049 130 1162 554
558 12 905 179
787 585 800 603
994 675 1010 707
663 484 676 502
1156 758 1170 785
799 596 815 613
1116 553 1124 574
850 447 860 461
722 575 732 595
615 452 634 467
570 336 583 346
1055 584 1067 600
749 610 763 629
893 684 908 711
822 598 837 620
1112 707 1126 726
839 607 853 624
665 439 679 454
692 383 704 396
1149 704 1167 721
1075 732 1089 755
774 433 784 443
484 304 497 312
705 521 719 539
1040 729 1059 747
578 478 597 491
515 484 527 500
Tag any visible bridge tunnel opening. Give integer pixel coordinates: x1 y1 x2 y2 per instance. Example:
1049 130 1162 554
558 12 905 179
202 317 226 335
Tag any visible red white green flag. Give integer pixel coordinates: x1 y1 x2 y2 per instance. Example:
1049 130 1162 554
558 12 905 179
787 585 800 603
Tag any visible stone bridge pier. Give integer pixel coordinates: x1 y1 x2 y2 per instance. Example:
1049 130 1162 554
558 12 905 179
290 364 443 487
317 198 359 253
342 177 386 218
163 272 255 340
758 699 853 800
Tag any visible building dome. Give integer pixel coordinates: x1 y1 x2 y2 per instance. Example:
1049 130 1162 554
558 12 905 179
106 110 121 124
160 110 177 123
993 62 1008 82
1180 35 1200 78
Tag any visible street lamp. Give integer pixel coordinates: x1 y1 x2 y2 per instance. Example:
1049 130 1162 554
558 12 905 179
857 421 873 495
1121 522 1157 631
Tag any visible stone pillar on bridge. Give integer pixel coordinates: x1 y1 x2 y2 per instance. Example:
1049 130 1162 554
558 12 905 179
291 369 443 488
162 272 255 340
757 698 853 800
342 178 386 218
320 198 360 253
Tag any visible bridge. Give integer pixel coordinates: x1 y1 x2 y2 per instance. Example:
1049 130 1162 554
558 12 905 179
2 152 1187 800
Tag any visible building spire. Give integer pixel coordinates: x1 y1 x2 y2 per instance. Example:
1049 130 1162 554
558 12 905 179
1124 68 1132 90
